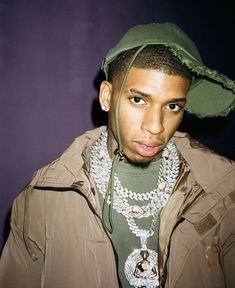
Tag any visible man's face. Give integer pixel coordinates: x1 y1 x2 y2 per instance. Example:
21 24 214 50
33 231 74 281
99 67 191 166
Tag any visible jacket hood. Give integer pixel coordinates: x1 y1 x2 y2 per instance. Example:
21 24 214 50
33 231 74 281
32 127 234 196
102 23 235 118
32 127 106 189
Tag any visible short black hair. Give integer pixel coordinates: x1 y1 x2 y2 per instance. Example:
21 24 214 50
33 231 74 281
108 44 192 82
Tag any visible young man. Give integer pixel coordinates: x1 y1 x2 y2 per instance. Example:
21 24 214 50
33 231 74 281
0 23 234 288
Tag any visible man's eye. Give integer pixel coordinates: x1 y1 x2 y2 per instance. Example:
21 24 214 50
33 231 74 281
166 103 182 112
131 97 145 105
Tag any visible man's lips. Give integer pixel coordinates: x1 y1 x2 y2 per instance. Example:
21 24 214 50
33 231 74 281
132 141 162 157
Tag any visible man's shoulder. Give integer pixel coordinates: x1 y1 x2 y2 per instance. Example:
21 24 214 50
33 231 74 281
173 131 235 192
11 127 105 233
13 126 106 206
29 126 106 188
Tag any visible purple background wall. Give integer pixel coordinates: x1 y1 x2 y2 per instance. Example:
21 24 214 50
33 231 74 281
0 0 234 251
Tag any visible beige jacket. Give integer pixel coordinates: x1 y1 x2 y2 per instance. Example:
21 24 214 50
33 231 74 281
0 127 235 288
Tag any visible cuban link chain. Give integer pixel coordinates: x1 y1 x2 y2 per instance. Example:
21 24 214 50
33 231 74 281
90 131 180 288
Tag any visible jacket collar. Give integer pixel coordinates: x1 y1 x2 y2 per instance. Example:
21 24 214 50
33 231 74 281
33 126 106 188
32 128 234 201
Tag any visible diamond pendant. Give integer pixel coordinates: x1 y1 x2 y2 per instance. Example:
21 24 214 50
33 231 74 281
124 248 159 287
124 230 159 288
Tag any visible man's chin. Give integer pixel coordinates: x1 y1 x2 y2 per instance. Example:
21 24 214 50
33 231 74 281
124 155 155 168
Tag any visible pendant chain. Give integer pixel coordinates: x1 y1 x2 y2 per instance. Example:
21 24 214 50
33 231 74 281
90 131 180 238
90 131 180 288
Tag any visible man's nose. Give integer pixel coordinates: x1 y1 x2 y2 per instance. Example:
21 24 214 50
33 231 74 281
141 108 164 135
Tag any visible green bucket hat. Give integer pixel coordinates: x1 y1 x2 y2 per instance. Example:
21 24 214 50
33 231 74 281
102 23 235 118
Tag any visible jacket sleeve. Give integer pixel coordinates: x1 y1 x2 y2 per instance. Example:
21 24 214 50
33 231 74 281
221 207 235 288
0 187 45 288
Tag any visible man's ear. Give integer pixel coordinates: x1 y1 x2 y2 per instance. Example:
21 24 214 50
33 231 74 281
99 80 112 112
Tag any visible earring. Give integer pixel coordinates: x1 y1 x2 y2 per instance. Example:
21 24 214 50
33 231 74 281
101 105 106 111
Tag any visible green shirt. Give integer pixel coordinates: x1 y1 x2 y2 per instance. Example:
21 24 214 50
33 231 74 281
98 158 161 287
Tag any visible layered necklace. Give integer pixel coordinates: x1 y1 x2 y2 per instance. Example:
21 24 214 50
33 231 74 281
90 131 180 288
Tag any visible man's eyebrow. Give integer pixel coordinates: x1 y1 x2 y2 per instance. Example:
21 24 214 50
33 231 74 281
129 88 187 102
129 88 151 98
168 98 187 103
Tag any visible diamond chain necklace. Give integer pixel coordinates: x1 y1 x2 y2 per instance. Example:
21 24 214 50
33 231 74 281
90 131 180 288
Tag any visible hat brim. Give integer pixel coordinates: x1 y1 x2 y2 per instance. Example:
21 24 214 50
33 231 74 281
102 23 235 118
185 78 235 118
